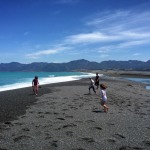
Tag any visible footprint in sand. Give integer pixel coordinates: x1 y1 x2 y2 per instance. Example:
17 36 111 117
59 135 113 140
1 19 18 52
4 121 13 126
143 140 150 147
22 127 30 131
81 137 95 143
44 111 52 114
29 111 34 113
75 120 83 124
62 108 69 111
86 120 95 123
107 123 115 126
13 135 32 142
38 115 44 118
51 140 58 147
56 117 65 120
113 133 125 139
107 139 116 143
72 148 85 150
94 127 102 130
62 123 77 128
70 106 78 110
66 131 73 137
65 115 73 118
37 111 43 114
119 146 143 150
45 136 52 140
79 103 84 107
14 122 23 126
53 112 59 115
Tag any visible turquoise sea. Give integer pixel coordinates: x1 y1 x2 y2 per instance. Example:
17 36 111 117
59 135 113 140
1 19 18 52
0 72 149 92
0 72 95 92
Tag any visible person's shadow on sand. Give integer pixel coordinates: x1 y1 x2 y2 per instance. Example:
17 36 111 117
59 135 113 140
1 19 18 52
92 110 104 113
84 93 91 95
29 93 36 96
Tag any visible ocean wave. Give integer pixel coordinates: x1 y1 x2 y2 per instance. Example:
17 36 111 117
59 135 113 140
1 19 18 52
48 75 55 77
0 73 98 92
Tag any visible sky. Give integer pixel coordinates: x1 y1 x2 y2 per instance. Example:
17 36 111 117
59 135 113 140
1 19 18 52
0 0 150 63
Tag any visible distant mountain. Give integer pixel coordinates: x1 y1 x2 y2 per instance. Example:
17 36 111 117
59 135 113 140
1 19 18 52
0 59 150 71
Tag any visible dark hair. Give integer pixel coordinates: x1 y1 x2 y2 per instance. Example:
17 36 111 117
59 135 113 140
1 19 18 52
35 76 38 79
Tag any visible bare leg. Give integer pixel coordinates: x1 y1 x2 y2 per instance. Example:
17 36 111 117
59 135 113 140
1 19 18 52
88 87 91 94
35 85 38 95
104 104 109 112
101 101 109 112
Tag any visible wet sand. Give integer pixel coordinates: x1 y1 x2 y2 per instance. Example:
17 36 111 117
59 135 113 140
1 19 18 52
0 73 150 150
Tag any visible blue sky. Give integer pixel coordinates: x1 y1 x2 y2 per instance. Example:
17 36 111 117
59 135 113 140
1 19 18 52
0 0 150 63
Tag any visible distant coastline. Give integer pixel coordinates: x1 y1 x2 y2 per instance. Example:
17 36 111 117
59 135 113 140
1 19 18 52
0 59 150 71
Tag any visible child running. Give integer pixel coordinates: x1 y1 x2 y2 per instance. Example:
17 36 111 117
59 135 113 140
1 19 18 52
89 77 96 94
99 83 109 112
32 76 39 95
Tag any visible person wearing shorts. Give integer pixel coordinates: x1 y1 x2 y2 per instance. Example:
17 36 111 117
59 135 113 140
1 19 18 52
32 76 39 95
100 83 109 112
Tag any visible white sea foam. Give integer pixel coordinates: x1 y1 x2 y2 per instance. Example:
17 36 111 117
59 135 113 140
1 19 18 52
0 73 97 92
48 75 55 77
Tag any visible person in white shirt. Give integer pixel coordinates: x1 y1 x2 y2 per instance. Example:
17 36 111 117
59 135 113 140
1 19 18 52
89 78 96 94
100 83 109 112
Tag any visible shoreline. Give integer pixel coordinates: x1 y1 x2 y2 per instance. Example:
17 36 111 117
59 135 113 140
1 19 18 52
81 70 150 78
0 71 149 123
0 72 150 149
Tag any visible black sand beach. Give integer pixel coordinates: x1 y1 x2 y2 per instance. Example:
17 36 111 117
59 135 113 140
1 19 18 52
0 72 150 150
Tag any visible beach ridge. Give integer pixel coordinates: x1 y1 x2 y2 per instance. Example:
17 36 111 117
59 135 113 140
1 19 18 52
0 72 150 149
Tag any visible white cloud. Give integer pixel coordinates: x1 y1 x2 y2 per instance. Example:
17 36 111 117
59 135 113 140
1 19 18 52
98 46 114 53
133 53 141 56
26 46 68 59
86 10 130 27
100 54 109 58
86 10 150 31
65 32 120 44
96 38 150 54
119 31 150 39
118 39 150 48
26 8 150 61
81 9 150 51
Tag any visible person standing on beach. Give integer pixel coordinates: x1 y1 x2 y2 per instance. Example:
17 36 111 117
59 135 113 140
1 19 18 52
95 72 100 89
32 76 39 95
99 83 109 112
89 78 96 94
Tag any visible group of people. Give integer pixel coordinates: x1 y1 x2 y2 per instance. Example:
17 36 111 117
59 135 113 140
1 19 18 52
32 73 109 113
89 73 109 113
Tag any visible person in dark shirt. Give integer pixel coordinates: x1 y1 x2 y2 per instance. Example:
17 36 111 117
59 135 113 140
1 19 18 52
32 76 39 95
95 72 100 89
